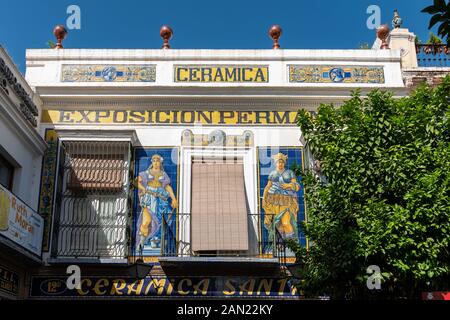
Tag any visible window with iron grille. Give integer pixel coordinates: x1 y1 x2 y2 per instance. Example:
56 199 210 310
53 141 131 260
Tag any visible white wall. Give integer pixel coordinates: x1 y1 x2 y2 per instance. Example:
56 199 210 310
25 48 405 89
0 112 42 210
0 47 46 211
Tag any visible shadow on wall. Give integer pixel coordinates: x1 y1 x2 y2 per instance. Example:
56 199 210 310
51 141 129 260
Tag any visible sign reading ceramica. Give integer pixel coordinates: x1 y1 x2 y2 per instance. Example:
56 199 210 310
30 276 299 298
0 184 44 256
174 65 269 82
42 110 298 126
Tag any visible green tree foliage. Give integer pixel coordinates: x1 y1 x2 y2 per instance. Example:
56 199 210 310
290 76 450 299
46 40 56 49
422 0 450 44
358 42 370 50
426 32 444 44
415 36 422 45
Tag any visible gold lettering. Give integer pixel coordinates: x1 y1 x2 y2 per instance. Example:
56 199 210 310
255 68 266 82
156 110 171 123
277 278 288 296
127 279 144 295
95 110 111 123
59 111 74 123
239 279 256 295
193 278 210 295
197 111 213 124
242 67 253 81
176 68 189 82
93 278 109 295
237 111 252 124
225 68 237 81
174 66 267 82
257 279 273 296
189 68 200 81
44 110 299 126
77 279 92 296
291 284 298 296
181 111 195 123
201 68 212 82
274 111 292 124
219 111 234 124
177 278 192 295
144 278 167 295
129 111 146 123
213 68 224 82
223 279 236 295
47 281 62 293
110 279 126 295
166 279 174 295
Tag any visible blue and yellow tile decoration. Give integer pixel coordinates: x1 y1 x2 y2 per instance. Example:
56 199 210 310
61 65 156 82
132 147 179 256
258 147 306 256
289 65 384 84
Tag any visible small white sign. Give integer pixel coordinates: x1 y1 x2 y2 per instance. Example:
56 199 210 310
0 184 44 256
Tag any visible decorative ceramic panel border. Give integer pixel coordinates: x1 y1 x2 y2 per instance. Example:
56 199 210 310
37 129 59 252
181 129 254 147
288 65 385 84
61 65 156 82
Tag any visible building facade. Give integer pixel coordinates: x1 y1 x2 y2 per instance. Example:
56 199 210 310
0 47 46 300
0 23 448 299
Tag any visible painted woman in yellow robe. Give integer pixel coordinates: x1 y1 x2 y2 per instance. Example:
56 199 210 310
262 153 300 241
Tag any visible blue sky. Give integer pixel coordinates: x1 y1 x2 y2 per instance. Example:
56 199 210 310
0 0 439 73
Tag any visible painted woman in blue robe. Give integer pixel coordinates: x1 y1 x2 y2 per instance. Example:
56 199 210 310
136 154 178 252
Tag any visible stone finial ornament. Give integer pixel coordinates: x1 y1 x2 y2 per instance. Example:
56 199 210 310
392 9 403 29
160 25 173 49
377 24 390 49
269 25 282 49
53 25 67 49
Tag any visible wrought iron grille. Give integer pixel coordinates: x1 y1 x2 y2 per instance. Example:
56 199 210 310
53 141 131 259
416 44 450 67
161 213 287 259
274 226 288 273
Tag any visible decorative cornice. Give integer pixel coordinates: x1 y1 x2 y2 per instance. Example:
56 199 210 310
34 85 408 104
56 129 138 144
0 93 47 155
26 49 402 63
41 99 340 110
0 56 39 127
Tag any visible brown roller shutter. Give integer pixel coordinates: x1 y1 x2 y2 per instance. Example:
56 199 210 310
191 157 249 253
64 141 128 192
